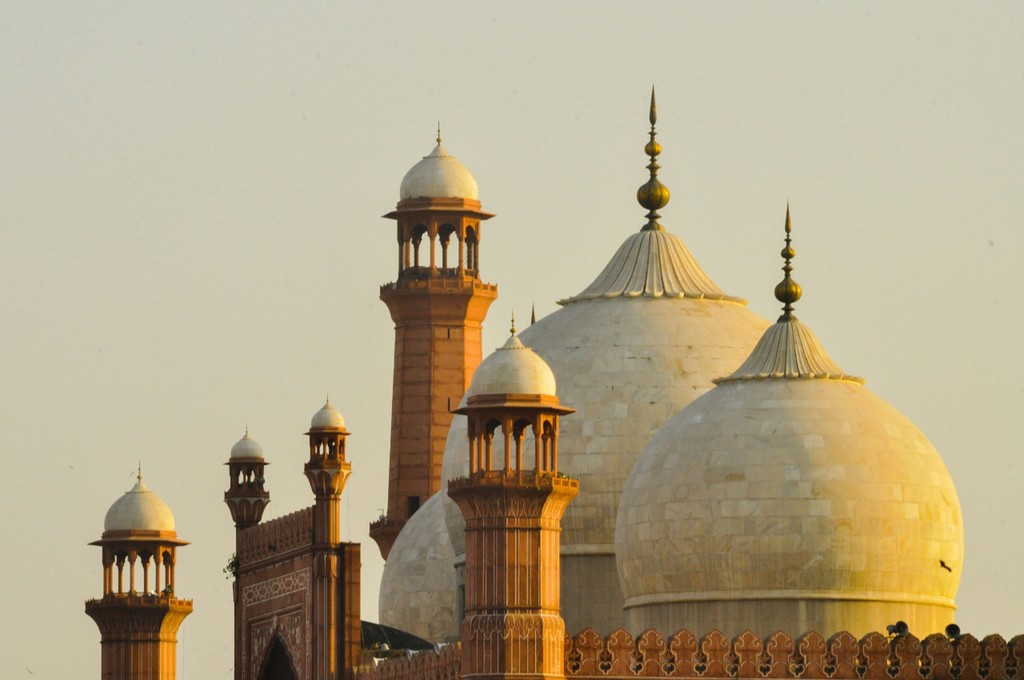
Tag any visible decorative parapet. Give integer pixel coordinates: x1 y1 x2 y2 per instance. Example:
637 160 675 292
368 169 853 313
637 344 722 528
563 627 1024 680
354 642 461 680
380 277 497 294
238 506 313 566
352 628 1024 680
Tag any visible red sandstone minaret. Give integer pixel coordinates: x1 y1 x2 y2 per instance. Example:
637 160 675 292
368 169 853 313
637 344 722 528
86 472 193 680
448 324 577 680
370 131 498 559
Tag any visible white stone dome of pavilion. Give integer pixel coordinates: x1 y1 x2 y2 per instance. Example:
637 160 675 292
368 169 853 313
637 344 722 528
230 431 264 460
103 478 176 533
310 400 345 430
465 333 557 398
399 141 479 201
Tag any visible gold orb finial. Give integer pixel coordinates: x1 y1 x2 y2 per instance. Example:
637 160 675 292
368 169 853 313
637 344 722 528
636 86 670 232
510 310 516 336
773 204 802 320
436 121 442 146
137 461 142 482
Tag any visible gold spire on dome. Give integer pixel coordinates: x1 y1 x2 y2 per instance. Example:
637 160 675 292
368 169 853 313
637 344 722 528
637 86 670 232
509 310 517 336
774 205 802 321
716 205 862 384
436 121 442 145
137 461 142 482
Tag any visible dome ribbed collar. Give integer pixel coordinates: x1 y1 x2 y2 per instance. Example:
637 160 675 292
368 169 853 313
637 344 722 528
715 317 863 384
558 229 745 305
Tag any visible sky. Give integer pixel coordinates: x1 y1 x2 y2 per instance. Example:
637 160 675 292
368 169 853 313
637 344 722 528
1 2 1022 677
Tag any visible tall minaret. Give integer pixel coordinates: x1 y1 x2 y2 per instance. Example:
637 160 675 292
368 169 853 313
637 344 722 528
448 324 577 680
370 130 498 559
86 472 193 680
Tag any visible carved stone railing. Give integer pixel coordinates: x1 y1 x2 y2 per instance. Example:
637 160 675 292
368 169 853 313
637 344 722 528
564 628 1024 680
353 628 1024 680
354 643 461 680
238 506 313 565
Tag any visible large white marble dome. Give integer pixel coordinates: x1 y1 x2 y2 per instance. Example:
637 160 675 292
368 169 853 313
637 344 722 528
376 224 771 640
379 224 770 640
615 314 964 638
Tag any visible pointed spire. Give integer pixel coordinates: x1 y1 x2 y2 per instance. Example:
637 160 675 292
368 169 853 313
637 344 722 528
531 303 536 325
436 121 442 145
509 310 517 336
636 86 670 232
774 204 802 321
137 461 142 482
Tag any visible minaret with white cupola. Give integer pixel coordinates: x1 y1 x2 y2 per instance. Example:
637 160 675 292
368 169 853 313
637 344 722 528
448 321 577 680
86 471 193 680
371 128 498 559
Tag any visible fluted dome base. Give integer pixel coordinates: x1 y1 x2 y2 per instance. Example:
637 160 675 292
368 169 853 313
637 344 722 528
625 596 955 639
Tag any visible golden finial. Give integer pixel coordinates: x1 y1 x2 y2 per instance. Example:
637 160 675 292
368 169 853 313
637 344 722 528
773 204 802 320
137 461 142 482
509 310 516 336
636 86 670 232
436 121 442 145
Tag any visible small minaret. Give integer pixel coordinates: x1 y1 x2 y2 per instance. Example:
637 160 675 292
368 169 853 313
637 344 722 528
304 400 360 680
224 430 270 680
448 322 577 680
224 429 270 530
86 471 193 680
304 399 352 544
371 130 498 559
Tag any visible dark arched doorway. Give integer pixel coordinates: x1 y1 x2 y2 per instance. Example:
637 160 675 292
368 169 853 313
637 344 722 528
258 636 297 680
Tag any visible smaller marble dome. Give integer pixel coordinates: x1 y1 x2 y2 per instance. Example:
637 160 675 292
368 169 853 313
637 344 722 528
378 493 458 643
230 430 264 460
104 478 176 533
399 141 479 201
465 333 557 398
310 399 345 430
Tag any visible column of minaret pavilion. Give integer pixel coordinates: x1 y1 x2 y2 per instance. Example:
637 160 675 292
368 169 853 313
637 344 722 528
448 320 578 680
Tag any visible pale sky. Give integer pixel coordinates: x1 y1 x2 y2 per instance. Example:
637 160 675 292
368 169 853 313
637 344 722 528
2 2 1022 677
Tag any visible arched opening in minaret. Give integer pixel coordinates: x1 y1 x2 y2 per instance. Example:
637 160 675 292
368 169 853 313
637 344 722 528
439 223 456 274
258 636 298 680
465 226 478 273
